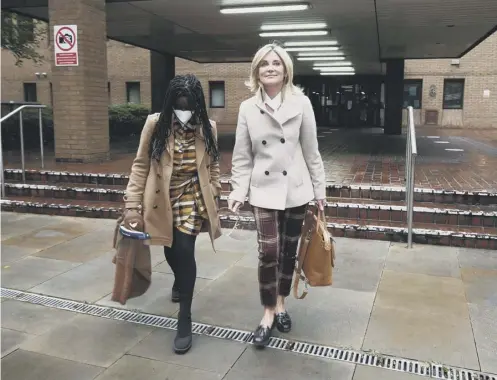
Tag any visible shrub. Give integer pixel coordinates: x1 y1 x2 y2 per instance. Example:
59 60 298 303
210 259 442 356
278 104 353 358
109 104 150 141
1 104 151 150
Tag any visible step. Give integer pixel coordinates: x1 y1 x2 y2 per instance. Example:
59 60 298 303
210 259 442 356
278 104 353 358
5 168 497 205
5 183 496 229
2 196 496 249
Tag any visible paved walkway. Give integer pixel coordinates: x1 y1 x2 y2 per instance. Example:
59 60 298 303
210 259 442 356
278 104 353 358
1 212 496 379
4 126 497 192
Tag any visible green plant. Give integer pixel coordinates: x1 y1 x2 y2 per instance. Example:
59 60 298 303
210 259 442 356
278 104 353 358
109 104 150 141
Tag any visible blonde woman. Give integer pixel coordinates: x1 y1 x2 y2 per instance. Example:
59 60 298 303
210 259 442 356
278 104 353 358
228 43 326 347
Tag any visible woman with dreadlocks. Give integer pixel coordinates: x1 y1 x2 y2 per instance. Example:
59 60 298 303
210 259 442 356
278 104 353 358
123 74 222 354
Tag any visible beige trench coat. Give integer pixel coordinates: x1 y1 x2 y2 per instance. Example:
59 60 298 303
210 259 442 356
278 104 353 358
229 91 326 210
124 113 222 249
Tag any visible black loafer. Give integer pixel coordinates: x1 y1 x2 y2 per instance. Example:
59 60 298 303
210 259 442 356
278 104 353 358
275 311 292 333
253 322 274 348
171 287 180 303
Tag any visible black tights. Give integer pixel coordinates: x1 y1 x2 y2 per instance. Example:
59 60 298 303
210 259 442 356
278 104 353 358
164 228 197 337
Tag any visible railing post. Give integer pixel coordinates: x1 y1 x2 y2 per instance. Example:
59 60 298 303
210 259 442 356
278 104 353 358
19 110 26 183
39 108 44 169
0 131 4 198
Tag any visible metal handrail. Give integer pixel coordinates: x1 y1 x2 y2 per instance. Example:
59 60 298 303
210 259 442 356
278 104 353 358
405 106 418 248
0 104 47 198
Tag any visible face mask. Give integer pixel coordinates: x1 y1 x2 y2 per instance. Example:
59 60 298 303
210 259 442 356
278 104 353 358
173 109 193 125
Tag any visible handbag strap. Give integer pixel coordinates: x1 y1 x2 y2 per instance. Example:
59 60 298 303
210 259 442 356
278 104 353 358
293 214 314 300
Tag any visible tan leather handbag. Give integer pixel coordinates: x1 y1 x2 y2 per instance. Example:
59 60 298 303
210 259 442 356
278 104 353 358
293 208 335 299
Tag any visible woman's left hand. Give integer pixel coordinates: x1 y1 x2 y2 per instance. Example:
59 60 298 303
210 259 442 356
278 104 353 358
316 199 326 211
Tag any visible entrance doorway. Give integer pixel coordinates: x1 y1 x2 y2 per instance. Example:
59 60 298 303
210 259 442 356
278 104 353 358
294 75 384 128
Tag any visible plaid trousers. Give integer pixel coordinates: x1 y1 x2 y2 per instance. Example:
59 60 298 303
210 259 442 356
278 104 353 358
253 204 307 307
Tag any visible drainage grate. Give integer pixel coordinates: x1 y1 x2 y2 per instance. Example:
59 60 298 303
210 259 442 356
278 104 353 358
1 288 495 380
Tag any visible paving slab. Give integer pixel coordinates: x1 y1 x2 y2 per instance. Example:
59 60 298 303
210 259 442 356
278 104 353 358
1 299 77 335
331 238 388 292
97 271 210 316
33 225 116 263
1 245 35 264
30 251 116 303
1 328 35 357
283 286 376 348
353 365 423 380
154 247 245 280
2 219 99 252
458 247 497 271
1 350 104 380
467 303 497 374
374 270 468 316
129 328 246 376
386 243 461 278
198 232 258 254
20 313 153 368
190 266 263 330
94 354 222 380
363 304 479 370
1 214 63 241
460 267 497 306
1 256 80 290
224 346 356 380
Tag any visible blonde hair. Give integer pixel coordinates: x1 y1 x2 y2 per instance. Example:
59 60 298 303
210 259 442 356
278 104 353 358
245 43 303 96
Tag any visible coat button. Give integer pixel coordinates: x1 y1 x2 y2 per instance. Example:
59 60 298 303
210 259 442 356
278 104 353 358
156 189 160 193
157 174 161 178
283 171 287 176
153 205 158 209
260 110 265 114
262 140 267 145
280 138 286 143
265 171 269 175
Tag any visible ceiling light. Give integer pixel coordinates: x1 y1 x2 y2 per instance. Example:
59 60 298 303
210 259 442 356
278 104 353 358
314 66 355 72
260 30 328 37
261 23 326 31
286 46 339 52
314 61 352 66
297 56 345 61
284 40 338 46
297 52 344 56
320 72 355 76
220 3 310 14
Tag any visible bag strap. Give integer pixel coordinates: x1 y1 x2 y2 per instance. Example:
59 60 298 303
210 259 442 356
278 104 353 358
293 212 315 300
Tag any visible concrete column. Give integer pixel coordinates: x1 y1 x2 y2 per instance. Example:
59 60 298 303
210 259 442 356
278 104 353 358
384 59 404 135
49 0 109 162
150 51 175 113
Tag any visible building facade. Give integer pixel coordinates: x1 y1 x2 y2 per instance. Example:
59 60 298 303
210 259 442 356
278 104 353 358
2 24 496 130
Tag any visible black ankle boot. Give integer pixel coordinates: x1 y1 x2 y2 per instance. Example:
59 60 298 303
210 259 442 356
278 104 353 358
174 314 192 354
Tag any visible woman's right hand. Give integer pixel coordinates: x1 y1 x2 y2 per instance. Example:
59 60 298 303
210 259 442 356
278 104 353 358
228 199 242 213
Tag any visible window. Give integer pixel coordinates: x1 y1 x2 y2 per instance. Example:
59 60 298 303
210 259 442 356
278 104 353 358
126 82 141 104
403 79 422 109
209 81 225 108
443 79 464 109
23 83 37 102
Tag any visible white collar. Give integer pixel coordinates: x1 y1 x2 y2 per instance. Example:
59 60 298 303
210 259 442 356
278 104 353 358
263 90 282 111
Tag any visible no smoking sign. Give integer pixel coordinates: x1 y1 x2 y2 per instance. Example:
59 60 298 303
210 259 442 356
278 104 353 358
54 24 79 66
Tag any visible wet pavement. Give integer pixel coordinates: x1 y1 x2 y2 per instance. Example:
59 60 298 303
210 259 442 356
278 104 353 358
4 126 497 192
1 212 497 379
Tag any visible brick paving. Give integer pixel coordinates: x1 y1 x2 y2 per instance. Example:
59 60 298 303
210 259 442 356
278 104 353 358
4 127 497 192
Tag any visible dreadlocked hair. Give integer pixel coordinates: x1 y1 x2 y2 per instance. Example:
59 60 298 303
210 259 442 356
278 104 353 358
149 73 220 162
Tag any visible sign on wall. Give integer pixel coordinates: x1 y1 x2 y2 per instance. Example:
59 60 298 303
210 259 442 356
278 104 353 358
54 25 79 66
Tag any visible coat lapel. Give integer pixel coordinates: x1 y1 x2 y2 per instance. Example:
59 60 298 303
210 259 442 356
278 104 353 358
255 90 302 126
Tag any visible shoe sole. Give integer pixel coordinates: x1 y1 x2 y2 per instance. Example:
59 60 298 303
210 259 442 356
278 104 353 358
174 341 192 354
171 297 180 303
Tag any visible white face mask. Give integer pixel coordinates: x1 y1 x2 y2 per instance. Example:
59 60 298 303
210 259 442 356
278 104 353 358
173 109 193 125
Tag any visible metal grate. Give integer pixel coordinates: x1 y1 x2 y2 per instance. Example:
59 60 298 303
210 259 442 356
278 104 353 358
1 287 495 380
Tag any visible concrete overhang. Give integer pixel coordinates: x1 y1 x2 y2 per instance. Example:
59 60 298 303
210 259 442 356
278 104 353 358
3 0 497 75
